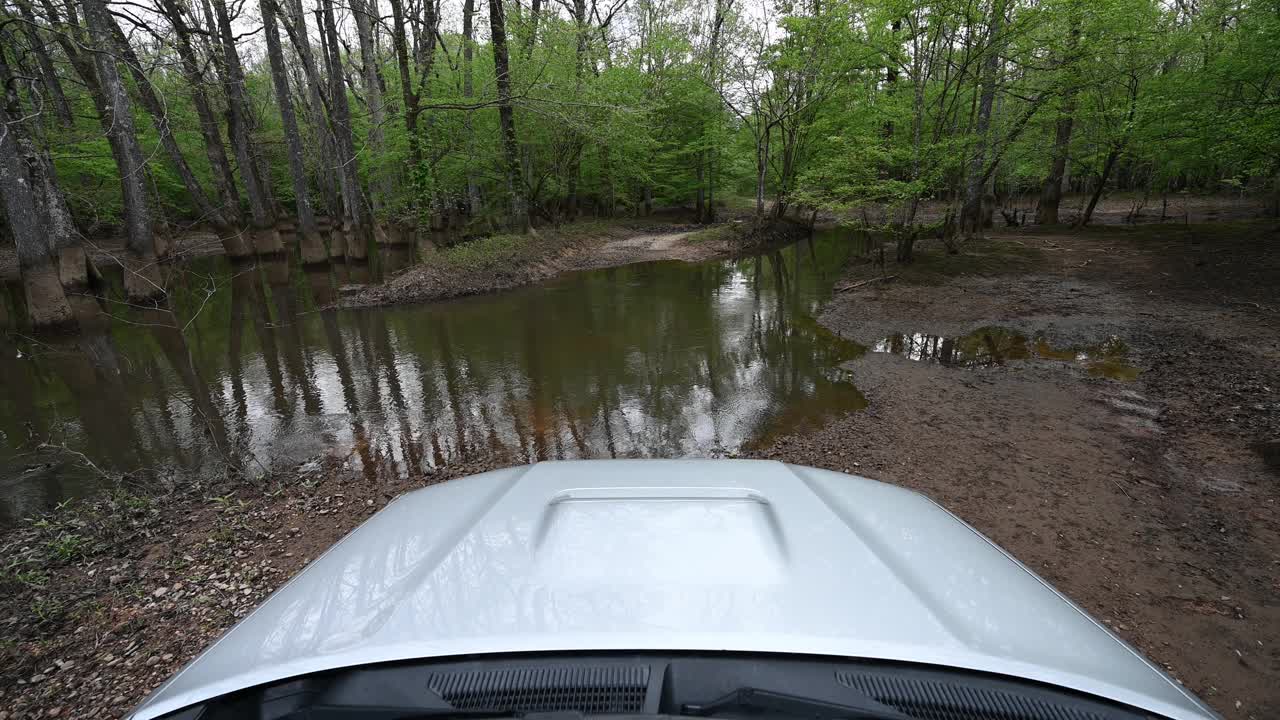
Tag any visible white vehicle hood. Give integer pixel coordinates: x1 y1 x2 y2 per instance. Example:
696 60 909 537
131 460 1216 720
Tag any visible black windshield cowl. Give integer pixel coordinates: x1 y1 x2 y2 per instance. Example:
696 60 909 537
157 652 1168 720
279 709 587 720
681 687 912 720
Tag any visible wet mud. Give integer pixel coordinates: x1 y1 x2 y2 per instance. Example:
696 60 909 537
750 220 1280 719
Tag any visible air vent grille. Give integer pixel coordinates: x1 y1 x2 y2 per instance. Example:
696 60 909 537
836 671 1111 720
428 666 649 713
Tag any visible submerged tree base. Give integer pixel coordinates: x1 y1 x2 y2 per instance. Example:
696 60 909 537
221 229 255 258
121 251 166 302
22 264 75 328
57 246 92 290
253 227 285 255
344 222 369 261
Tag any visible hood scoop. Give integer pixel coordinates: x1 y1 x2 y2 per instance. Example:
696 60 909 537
532 487 788 586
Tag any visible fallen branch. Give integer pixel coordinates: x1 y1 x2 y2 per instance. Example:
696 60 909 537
835 274 898 293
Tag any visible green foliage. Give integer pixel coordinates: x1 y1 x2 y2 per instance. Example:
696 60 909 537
438 233 530 272
437 220 612 272
5 0 1275 239
44 531 89 563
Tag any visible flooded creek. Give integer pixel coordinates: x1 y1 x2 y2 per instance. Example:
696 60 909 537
0 231 865 523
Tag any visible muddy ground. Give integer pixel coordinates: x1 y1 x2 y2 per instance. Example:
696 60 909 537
0 456 515 719
750 220 1280 719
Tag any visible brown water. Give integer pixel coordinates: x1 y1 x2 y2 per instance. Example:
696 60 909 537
0 231 868 523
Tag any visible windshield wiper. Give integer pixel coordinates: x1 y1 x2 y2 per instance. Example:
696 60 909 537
680 687 912 720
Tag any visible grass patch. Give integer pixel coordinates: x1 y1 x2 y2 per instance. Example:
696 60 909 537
433 220 613 273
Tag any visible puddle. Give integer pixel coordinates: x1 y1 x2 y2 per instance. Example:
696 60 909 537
873 327 1141 380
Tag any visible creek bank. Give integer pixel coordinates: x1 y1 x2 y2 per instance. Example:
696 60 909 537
338 217 810 309
747 220 1280 720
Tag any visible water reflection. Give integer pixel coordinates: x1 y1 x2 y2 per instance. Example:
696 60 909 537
872 327 1139 380
0 231 867 521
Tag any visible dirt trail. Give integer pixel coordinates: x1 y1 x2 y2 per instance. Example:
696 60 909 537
751 221 1280 719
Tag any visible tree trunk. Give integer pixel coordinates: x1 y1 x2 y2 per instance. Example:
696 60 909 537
31 144 90 290
320 0 368 258
700 0 727 225
754 127 770 226
387 0 420 171
1079 148 1120 227
600 145 615 217
696 157 706 222
14 3 73 126
564 0 588 222
1036 109 1074 225
1036 15 1080 226
1079 77 1139 227
0 56 73 327
706 152 715 222
156 0 245 235
0 46 92 289
106 14 233 237
523 0 542 59
23 0 170 273
82 0 164 300
489 0 530 233
261 0 326 264
212 0 280 255
280 0 341 218
961 0 1006 238
352 0 389 229
462 0 481 216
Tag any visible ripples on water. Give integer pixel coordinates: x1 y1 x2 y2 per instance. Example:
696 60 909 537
0 231 868 522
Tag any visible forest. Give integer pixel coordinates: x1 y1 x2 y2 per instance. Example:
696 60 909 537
0 0 1278 326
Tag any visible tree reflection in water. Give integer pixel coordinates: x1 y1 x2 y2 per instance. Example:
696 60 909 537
0 230 869 519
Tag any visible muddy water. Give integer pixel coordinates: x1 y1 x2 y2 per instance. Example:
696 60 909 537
872 327 1140 380
0 232 866 523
